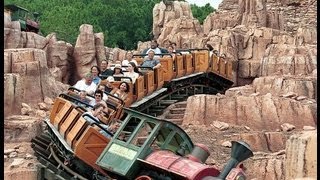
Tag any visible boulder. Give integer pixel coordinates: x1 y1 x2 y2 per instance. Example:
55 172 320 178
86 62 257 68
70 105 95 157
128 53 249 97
94 32 107 63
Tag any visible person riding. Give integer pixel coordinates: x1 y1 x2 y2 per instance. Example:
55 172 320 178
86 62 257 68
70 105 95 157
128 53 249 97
110 81 130 101
124 62 140 84
140 50 161 70
99 60 113 79
91 65 101 85
73 72 97 95
82 103 120 138
89 89 108 108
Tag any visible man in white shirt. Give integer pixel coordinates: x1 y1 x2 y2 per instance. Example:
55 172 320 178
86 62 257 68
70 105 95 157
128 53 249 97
73 72 97 95
142 40 163 56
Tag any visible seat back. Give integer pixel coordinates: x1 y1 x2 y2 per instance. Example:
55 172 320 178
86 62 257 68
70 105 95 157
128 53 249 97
175 54 185 78
142 70 155 95
193 50 209 72
59 108 81 138
159 56 174 82
134 75 145 101
184 53 194 75
53 100 74 129
66 116 89 149
106 95 125 119
50 97 68 124
154 68 164 90
74 126 110 176
134 57 144 66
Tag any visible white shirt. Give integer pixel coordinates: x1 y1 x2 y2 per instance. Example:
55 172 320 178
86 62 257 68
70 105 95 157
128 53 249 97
146 48 162 55
122 60 130 66
124 71 139 84
73 79 97 95
122 59 138 67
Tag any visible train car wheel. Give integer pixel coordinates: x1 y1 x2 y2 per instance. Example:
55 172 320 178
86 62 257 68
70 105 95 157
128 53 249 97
135 175 152 180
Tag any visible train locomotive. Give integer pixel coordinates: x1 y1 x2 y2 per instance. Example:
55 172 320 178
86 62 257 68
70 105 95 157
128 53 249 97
32 94 253 180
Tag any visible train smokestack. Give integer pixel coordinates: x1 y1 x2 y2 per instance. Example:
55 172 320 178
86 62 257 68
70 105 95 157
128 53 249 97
217 141 253 179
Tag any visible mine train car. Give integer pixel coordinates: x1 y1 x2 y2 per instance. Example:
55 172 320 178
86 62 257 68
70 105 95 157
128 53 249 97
31 49 253 179
32 94 253 180
98 49 234 109
4 4 40 33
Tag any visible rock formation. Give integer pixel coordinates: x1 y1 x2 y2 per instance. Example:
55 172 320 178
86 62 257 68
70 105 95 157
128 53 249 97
3 0 317 179
4 48 68 117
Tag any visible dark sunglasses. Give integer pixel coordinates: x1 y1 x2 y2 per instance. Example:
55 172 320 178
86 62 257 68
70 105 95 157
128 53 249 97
95 94 101 97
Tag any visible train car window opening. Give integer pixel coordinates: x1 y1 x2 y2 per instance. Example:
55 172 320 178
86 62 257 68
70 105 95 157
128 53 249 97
152 127 170 148
168 133 188 154
115 116 141 142
129 121 155 147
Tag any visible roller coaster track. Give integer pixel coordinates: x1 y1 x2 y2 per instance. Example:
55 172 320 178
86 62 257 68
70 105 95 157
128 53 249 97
31 130 113 180
130 71 233 116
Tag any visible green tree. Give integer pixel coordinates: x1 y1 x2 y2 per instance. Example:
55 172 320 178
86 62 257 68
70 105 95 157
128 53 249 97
190 3 215 24
4 0 160 49
4 0 214 49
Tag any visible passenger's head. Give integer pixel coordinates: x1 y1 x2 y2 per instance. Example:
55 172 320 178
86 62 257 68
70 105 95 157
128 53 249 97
100 60 108 71
168 45 174 53
79 90 87 100
127 62 138 73
98 84 106 92
147 50 155 60
170 42 177 48
151 40 158 49
84 72 93 85
126 51 133 60
92 103 106 117
163 40 170 48
91 65 100 77
94 89 104 102
113 64 123 75
119 81 130 93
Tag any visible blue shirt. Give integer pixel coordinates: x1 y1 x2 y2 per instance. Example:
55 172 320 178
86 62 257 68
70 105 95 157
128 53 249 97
92 76 101 85
141 59 160 68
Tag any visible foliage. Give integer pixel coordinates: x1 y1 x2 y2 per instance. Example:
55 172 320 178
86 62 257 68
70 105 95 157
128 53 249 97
4 0 214 49
4 0 160 50
190 3 215 24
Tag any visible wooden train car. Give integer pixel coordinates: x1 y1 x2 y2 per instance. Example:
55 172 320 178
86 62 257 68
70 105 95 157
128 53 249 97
95 49 234 114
